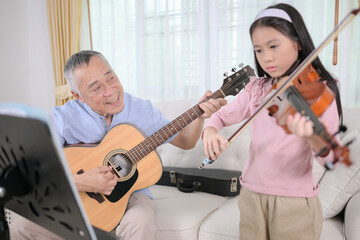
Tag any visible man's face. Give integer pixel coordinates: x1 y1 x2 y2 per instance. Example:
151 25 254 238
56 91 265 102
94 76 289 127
72 56 125 116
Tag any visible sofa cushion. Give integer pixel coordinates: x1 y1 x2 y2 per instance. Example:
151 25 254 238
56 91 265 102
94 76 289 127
344 190 360 240
198 195 345 240
198 196 344 240
154 98 251 171
320 216 344 240
199 197 239 240
151 185 228 240
319 128 360 219
157 122 250 171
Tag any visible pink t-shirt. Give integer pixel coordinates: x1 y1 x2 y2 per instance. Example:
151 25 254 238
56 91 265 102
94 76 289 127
205 76 339 197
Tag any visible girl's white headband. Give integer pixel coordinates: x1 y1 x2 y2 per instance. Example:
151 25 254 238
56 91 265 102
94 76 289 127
254 8 292 23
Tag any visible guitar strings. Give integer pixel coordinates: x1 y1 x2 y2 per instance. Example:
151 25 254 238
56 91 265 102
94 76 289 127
124 66 251 166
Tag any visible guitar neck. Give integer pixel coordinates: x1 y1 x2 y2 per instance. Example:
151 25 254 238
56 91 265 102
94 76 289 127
127 89 224 163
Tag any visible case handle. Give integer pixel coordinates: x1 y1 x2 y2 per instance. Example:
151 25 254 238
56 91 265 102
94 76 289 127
176 179 202 193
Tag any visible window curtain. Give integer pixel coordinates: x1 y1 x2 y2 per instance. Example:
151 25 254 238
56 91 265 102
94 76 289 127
86 0 360 106
46 0 83 106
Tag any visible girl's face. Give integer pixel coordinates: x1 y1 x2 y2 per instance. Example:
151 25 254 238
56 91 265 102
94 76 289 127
252 26 300 78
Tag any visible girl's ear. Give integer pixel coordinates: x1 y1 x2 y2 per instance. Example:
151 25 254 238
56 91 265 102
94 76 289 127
297 42 302 51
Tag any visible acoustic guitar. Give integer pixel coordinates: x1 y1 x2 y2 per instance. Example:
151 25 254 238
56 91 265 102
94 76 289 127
64 65 254 231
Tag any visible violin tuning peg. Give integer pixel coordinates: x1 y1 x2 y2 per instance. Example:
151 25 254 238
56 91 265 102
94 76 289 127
239 63 244 68
333 125 348 136
223 72 229 77
231 67 236 72
339 125 347 132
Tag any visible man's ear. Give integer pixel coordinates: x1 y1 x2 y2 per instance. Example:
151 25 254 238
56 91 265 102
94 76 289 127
71 91 84 103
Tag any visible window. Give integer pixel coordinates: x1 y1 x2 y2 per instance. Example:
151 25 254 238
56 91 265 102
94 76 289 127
84 0 360 106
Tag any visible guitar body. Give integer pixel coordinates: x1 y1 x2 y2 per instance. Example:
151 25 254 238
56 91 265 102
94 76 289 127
64 124 163 231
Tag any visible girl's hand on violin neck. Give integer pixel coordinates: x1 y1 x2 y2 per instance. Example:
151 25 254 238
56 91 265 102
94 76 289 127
286 112 314 138
203 127 227 160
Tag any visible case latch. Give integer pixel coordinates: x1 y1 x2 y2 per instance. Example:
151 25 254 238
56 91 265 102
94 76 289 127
230 177 238 192
170 170 176 184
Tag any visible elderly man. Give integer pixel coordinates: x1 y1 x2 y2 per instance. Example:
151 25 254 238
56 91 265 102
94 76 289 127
9 50 226 240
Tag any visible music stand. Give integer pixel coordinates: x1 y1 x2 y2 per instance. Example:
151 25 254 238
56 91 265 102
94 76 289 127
0 103 117 240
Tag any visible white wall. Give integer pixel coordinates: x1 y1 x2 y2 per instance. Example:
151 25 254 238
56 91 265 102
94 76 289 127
0 0 54 113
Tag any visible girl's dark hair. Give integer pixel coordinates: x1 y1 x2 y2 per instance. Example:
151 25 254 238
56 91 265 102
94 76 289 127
249 3 343 123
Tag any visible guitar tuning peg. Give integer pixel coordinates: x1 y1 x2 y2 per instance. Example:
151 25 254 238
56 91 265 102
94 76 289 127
223 72 229 77
231 67 236 72
239 63 244 68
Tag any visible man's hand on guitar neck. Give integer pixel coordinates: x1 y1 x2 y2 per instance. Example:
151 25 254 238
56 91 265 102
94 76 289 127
198 90 227 119
72 166 118 195
170 90 226 150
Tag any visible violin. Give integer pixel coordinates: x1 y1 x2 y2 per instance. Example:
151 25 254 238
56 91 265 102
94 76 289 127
267 64 333 133
267 64 352 170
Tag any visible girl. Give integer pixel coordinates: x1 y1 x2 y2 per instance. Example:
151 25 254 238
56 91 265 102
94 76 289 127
202 3 342 240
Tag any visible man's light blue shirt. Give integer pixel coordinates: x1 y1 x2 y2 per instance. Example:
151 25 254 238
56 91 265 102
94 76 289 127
52 92 176 198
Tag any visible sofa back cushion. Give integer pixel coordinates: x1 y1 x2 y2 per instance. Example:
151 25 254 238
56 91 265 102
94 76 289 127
154 98 250 171
316 107 360 219
319 127 360 219
154 99 360 219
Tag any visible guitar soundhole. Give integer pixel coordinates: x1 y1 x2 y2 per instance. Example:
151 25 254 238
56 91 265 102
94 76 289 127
108 153 133 178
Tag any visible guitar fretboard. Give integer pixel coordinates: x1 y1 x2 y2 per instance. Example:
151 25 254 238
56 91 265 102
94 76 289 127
127 89 224 163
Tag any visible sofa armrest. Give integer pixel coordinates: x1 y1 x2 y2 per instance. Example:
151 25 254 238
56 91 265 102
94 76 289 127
344 190 360 240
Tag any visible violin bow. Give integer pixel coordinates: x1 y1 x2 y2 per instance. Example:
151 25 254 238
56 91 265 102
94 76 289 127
200 8 360 168
333 0 339 65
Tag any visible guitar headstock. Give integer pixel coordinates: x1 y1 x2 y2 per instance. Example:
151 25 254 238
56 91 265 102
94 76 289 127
220 65 255 97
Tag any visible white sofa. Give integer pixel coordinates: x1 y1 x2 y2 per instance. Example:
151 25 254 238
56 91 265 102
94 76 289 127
151 98 360 240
